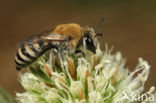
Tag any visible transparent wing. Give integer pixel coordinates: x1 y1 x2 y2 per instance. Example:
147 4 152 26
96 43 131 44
16 34 39 49
16 29 71 49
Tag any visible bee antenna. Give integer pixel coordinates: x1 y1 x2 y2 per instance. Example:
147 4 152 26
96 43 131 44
95 17 105 33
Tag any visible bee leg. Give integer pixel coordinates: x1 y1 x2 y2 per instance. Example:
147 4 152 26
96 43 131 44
58 51 67 74
57 43 68 73
58 47 66 64
75 49 85 57
49 49 55 71
58 43 67 63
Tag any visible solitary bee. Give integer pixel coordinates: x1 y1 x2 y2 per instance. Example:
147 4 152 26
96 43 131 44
15 19 104 70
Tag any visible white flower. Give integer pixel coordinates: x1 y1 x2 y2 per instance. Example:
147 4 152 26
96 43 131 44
16 45 155 103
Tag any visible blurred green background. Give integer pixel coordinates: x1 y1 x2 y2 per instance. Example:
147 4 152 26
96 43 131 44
0 0 156 97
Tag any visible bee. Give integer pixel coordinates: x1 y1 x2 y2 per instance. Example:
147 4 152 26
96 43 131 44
15 20 104 70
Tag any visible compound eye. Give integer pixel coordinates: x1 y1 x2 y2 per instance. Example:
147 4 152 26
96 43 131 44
85 35 93 46
84 34 96 53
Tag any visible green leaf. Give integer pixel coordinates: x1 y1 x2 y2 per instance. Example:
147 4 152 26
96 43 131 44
0 87 16 103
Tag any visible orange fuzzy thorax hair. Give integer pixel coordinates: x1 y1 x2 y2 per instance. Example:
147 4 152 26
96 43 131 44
52 23 82 39
52 23 82 49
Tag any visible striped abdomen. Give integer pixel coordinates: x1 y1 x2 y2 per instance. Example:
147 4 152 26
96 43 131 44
15 42 54 70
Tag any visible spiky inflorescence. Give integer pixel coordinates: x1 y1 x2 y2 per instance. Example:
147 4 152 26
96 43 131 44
16 45 155 103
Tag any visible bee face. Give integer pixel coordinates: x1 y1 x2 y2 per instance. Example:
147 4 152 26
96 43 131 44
72 26 97 54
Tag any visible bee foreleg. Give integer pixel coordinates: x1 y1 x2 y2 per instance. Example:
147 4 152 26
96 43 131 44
57 43 68 73
58 47 65 64
49 49 56 71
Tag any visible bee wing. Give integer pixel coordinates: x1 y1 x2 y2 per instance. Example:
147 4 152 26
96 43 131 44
16 34 39 49
42 33 69 42
16 29 71 49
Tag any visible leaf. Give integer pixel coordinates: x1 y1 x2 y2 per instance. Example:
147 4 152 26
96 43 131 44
0 87 16 103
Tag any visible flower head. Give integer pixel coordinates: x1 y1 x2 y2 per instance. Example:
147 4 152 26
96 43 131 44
16 44 155 103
